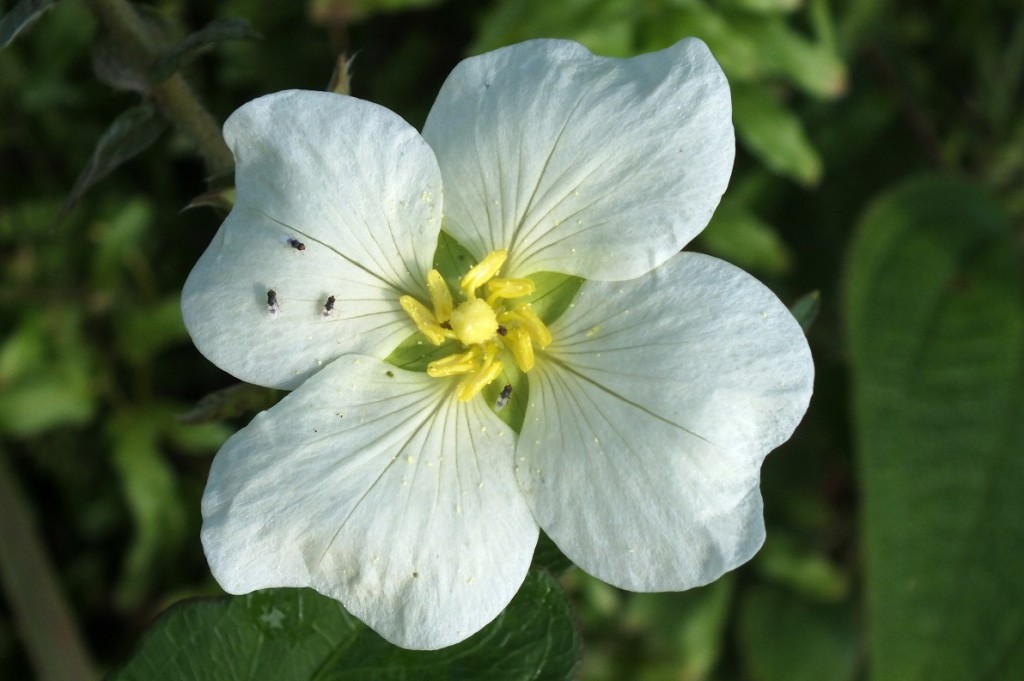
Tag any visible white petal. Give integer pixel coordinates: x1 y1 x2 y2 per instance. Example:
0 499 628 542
518 253 813 590
182 90 441 389
422 39 733 281
202 355 538 649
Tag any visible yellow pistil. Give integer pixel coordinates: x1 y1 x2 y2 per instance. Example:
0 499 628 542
400 249 553 402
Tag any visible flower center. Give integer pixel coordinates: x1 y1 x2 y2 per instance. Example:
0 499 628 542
399 249 552 402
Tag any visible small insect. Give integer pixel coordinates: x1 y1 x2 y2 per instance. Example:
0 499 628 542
496 325 508 336
267 289 280 317
440 320 453 330
322 295 336 316
287 237 306 251
496 384 513 410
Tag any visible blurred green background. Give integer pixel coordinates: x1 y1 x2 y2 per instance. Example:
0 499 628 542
1 0 1022 679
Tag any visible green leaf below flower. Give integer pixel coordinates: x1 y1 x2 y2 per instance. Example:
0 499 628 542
109 570 581 681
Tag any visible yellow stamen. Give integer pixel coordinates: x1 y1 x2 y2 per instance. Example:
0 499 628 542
485 277 535 306
400 295 451 346
427 269 453 321
504 303 553 348
460 250 507 298
427 347 480 377
398 249 554 402
503 326 535 372
456 344 503 401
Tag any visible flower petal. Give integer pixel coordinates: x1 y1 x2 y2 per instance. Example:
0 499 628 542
182 90 441 388
518 253 813 590
422 39 733 281
202 355 538 649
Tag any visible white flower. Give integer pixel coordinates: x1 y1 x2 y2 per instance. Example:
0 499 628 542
181 38 813 650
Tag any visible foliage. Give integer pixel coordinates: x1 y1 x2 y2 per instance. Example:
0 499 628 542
1 0 1022 679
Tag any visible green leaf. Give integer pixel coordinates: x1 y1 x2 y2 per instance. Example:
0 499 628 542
754 532 849 602
310 0 446 23
532 531 574 575
718 0 803 14
623 577 736 680
64 105 167 212
108 410 187 609
116 296 188 365
732 82 823 186
472 0 637 57
176 382 282 425
0 0 60 50
789 290 821 332
110 570 581 681
846 175 1024 680
699 197 794 274
150 17 261 83
739 584 858 681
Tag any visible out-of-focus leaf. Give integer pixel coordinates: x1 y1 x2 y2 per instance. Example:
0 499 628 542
0 311 97 437
733 82 823 186
90 199 153 289
652 6 845 98
163 416 232 455
754 533 849 602
731 12 847 98
109 410 187 609
789 290 821 332
719 0 802 13
310 0 446 23
116 296 188 365
176 382 282 424
64 106 166 213
183 187 235 212
0 372 94 437
624 576 735 681
847 175 1024 680
0 0 60 50
110 570 581 681
699 197 794 274
150 17 260 83
739 584 858 681
472 0 637 57
90 6 173 92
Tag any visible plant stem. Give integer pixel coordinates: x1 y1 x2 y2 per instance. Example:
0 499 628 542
0 449 96 681
81 0 234 178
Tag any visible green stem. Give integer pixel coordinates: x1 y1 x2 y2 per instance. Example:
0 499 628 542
0 449 96 681
81 0 234 178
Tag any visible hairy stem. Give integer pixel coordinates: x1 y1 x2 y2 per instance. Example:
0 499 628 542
82 0 234 178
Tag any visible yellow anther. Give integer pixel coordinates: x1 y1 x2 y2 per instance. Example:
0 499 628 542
400 295 451 346
427 347 480 377
456 358 504 401
503 327 535 372
460 250 507 297
400 251 554 403
427 270 453 321
450 298 498 346
485 277 535 306
504 304 553 348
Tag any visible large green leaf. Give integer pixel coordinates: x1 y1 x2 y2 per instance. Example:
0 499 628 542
739 584 857 681
847 176 1024 680
110 570 580 680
